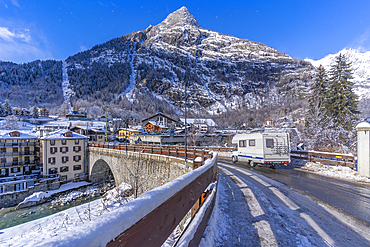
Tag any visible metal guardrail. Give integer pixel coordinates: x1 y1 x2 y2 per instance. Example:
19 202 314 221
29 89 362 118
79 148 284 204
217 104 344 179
291 150 355 168
89 142 219 247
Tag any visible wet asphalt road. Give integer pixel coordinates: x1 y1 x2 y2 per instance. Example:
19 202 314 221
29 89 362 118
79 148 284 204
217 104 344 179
218 157 370 225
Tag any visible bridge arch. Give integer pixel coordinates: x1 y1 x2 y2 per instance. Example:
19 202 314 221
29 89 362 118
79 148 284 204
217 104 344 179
90 159 116 183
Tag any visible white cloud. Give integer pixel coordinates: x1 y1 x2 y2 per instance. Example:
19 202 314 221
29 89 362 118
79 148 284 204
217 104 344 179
349 28 370 52
0 26 31 43
11 0 20 8
0 25 53 63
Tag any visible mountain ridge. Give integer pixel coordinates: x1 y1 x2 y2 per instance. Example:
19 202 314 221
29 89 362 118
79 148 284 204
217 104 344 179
305 48 370 99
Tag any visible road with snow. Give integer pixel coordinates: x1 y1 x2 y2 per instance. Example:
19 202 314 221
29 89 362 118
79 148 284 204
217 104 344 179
200 159 370 246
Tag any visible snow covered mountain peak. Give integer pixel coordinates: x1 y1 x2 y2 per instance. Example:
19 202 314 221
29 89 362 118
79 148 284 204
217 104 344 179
305 48 370 99
159 6 200 28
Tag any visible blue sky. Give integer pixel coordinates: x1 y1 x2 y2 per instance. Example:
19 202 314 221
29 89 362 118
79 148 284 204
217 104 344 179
1 0 370 64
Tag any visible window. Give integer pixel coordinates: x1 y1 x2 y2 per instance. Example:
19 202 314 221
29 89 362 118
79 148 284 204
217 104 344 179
61 175 67 181
50 147 57 154
12 167 19 173
74 146 81 152
25 156 30 163
0 148 6 153
1 158 6 163
49 168 57 174
266 139 274 148
50 140 55 145
73 155 81 162
75 139 79 144
249 139 256 147
13 147 18 153
61 139 66 145
60 147 68 153
73 165 81 171
239 140 246 147
25 147 30 155
98 135 103 139
1 169 5 175
24 166 30 172
60 166 69 172
62 156 69 163
48 157 56 164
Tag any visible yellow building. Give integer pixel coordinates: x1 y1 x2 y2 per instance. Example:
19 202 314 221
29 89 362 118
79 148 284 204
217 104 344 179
0 130 39 178
41 129 88 181
118 128 141 141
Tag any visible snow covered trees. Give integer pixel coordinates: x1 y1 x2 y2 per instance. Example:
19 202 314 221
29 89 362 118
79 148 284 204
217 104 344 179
326 54 359 131
305 54 359 151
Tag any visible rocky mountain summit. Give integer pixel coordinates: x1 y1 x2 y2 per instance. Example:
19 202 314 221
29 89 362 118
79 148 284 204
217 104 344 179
65 6 313 114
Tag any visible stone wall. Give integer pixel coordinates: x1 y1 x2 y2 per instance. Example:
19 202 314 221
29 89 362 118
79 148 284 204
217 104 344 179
89 148 190 197
0 178 60 208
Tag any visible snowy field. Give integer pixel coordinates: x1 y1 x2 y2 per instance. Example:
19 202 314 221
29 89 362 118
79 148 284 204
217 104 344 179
0 183 133 247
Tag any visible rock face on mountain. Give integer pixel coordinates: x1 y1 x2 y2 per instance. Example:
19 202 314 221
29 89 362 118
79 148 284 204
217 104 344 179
66 6 313 114
306 48 370 99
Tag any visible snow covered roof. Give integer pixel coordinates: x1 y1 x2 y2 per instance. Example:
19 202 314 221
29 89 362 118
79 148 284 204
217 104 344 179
146 121 168 129
0 130 38 140
356 121 370 130
41 129 88 140
180 118 217 127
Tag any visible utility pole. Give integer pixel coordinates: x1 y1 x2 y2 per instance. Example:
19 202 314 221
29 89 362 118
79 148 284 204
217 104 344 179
184 75 188 169
105 106 108 142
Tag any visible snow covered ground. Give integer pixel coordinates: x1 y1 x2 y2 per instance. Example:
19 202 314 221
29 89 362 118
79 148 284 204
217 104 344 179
299 162 370 183
0 182 133 247
17 181 91 208
201 163 370 246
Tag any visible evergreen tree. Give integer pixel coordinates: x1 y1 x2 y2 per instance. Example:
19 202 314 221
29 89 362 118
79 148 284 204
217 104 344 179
0 104 4 117
326 54 359 131
32 106 39 118
2 100 12 116
305 65 329 150
306 65 328 128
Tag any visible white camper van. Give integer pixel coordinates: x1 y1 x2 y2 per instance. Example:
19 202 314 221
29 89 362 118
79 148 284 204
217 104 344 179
231 129 290 168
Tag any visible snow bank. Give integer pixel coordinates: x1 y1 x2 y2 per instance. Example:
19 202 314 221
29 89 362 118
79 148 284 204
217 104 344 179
1 153 218 247
300 162 370 183
17 181 91 208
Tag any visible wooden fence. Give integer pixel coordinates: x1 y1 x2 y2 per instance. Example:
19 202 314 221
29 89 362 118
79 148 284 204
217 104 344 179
89 142 219 246
291 150 355 168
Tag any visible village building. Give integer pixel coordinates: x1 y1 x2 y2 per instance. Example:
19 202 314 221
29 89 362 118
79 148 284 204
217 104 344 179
265 117 274 127
38 108 50 118
143 121 168 133
40 129 88 181
12 108 30 116
70 126 108 143
142 113 181 132
180 118 217 132
129 134 185 145
118 128 141 141
0 130 40 194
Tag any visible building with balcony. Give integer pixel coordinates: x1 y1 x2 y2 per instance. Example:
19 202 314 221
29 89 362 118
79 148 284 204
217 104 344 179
41 129 88 181
38 108 50 118
0 130 40 178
